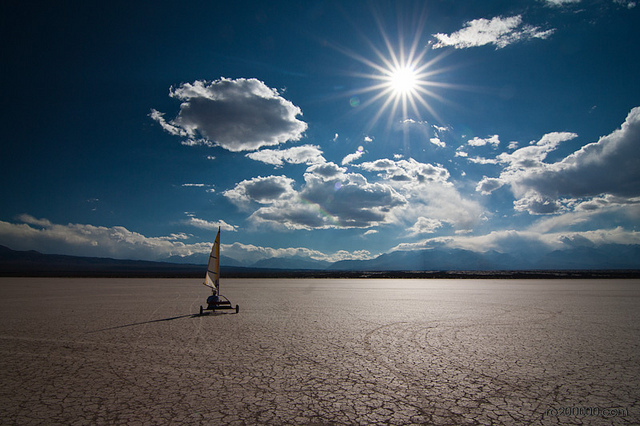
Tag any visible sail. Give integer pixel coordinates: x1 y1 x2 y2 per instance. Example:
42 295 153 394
204 227 220 292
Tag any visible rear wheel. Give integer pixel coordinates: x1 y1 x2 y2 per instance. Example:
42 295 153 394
235 304 239 314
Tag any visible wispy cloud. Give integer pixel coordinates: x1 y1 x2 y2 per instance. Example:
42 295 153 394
544 0 581 6
429 137 446 148
185 214 237 232
341 148 365 165
151 78 307 152
432 15 554 49
221 241 373 264
245 145 325 167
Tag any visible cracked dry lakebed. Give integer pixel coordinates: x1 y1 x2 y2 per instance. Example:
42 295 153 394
0 277 638 425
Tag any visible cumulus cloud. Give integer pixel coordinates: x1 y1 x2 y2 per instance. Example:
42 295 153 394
476 177 505 194
223 162 406 230
432 15 554 49
358 158 484 231
245 145 325 167
391 227 640 255
495 107 640 214
0 215 374 264
305 162 347 180
298 171 405 228
468 135 500 147
358 158 451 185
0 215 212 260
223 175 297 207
151 78 307 152
408 217 443 235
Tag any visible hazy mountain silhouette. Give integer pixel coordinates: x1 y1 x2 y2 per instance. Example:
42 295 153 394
1 244 639 277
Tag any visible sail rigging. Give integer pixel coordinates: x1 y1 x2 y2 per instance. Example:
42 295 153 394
204 227 220 293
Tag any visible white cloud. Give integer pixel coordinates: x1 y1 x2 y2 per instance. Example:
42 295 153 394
305 162 347 180
614 0 637 8
432 15 554 49
408 217 443 235
0 215 374 264
468 134 500 147
468 156 499 165
341 148 365 165
363 136 373 143
391 227 640 255
223 175 297 207
358 158 484 232
544 0 581 6
185 214 237 232
221 241 373 264
476 177 505 194
151 78 307 152
245 144 325 167
429 137 446 148
358 158 451 185
0 215 212 261
496 107 640 214
225 163 406 230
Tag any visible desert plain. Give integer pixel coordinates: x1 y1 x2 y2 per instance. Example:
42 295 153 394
0 277 638 425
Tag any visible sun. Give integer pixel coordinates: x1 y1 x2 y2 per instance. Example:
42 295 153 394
389 65 417 95
332 7 454 129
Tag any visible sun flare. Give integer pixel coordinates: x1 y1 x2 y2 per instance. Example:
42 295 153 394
331 7 456 129
339 38 451 128
389 65 417 95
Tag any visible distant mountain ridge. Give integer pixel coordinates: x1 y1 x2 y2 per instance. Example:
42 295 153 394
1 243 639 277
331 245 640 271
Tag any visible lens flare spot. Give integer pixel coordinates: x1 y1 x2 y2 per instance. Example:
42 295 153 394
349 96 360 107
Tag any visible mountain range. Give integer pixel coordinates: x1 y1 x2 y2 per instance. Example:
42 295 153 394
1 244 639 277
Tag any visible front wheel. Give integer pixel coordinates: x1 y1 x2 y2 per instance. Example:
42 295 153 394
235 304 239 314
199 306 203 315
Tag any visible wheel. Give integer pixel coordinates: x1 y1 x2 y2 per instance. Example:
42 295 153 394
235 304 239 314
199 306 203 315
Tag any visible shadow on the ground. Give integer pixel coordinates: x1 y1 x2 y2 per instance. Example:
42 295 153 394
86 313 204 333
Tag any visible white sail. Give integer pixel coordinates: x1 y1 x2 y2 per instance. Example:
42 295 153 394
204 227 220 293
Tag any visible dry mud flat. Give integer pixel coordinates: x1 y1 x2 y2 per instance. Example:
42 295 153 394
0 278 638 425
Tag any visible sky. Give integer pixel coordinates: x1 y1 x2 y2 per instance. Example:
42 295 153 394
1 0 639 266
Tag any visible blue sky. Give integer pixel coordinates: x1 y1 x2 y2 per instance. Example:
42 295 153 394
1 0 639 266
